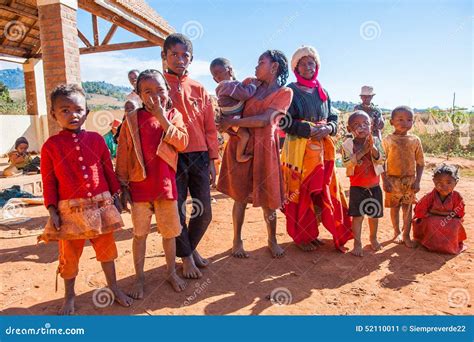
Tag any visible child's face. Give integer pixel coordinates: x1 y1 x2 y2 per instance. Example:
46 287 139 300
255 54 275 81
296 56 317 80
124 102 136 113
51 94 88 131
360 95 373 106
163 43 192 76
16 143 28 154
210 65 232 83
128 71 139 89
390 110 413 134
433 173 457 197
348 114 371 139
138 76 169 109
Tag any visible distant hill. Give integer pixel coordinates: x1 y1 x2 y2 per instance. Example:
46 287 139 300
0 68 24 89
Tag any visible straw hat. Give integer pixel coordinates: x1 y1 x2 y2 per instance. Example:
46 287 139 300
360 86 375 96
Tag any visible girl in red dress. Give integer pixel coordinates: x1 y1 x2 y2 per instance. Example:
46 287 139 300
413 164 467 254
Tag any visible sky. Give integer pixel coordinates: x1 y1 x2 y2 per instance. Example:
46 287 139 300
0 0 472 109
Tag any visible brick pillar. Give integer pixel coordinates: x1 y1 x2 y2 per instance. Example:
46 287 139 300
23 58 41 116
37 0 81 136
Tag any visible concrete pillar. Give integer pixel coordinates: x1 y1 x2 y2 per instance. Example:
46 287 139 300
37 0 81 136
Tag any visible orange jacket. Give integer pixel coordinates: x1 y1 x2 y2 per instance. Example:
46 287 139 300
164 72 219 159
115 108 188 185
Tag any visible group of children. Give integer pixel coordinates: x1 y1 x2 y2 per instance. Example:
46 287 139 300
36 32 467 315
342 105 466 257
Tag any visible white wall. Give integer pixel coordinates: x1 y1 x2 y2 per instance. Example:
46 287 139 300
0 110 123 155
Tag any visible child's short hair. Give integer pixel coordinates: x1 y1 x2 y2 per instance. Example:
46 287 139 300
124 100 138 109
163 33 193 56
128 69 140 76
15 136 29 149
433 164 460 181
135 69 172 109
348 110 371 125
391 105 414 119
210 57 232 69
50 84 86 108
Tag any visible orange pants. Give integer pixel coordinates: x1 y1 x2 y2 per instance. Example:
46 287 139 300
58 232 118 279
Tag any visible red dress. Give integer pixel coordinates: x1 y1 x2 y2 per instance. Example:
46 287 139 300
413 189 466 254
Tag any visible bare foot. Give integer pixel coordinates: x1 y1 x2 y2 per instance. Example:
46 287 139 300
182 256 202 279
167 272 187 292
237 154 253 163
58 296 75 315
351 243 364 257
311 238 325 246
232 240 249 258
370 238 383 251
128 280 144 300
193 250 209 268
113 288 133 307
297 242 317 252
393 232 404 244
460 243 468 253
403 237 417 248
268 240 285 258
337 245 349 253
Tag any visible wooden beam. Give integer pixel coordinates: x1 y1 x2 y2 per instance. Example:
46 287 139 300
0 45 29 58
80 40 157 55
17 20 37 46
78 0 165 46
101 24 117 45
92 14 99 46
77 29 92 48
0 4 38 20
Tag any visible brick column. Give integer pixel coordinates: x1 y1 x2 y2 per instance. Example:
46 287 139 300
23 58 41 116
37 0 81 136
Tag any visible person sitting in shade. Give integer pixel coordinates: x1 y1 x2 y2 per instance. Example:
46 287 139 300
354 86 384 139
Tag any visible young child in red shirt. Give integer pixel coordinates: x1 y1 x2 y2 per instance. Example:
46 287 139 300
39 84 132 315
342 111 385 256
116 69 189 297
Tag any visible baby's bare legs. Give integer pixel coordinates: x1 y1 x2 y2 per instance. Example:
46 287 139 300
232 201 249 258
129 234 147 299
401 204 416 248
59 278 76 315
263 207 285 258
101 261 133 307
368 217 382 251
236 128 252 163
351 216 364 257
163 237 187 292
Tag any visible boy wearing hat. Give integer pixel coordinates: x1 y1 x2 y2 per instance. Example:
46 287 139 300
354 86 384 139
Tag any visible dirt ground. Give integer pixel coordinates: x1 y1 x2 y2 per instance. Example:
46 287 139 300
0 157 472 316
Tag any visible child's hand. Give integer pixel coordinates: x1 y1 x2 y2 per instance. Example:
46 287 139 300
120 187 132 213
411 180 421 193
144 95 165 119
382 179 392 193
251 78 262 87
48 206 61 231
113 195 123 213
209 161 217 188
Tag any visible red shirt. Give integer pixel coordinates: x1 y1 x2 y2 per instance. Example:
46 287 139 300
41 130 120 208
164 71 219 159
350 151 380 188
128 110 177 202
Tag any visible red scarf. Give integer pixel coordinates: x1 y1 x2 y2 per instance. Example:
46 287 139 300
294 68 328 102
